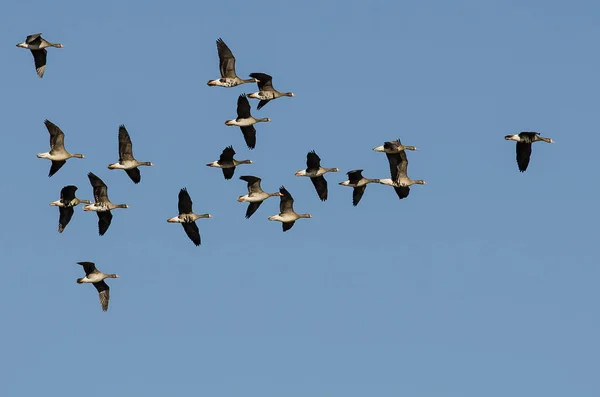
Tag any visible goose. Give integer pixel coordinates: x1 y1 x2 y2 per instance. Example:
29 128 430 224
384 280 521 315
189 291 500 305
167 188 212 246
505 132 554 172
108 125 154 184
207 38 258 87
237 175 283 219
16 33 63 78
268 186 312 232
338 169 380 206
76 261 119 312
373 138 417 181
377 150 426 199
50 185 91 233
247 73 295 110
37 119 85 177
206 146 253 180
225 94 271 149
295 151 340 201
83 172 129 236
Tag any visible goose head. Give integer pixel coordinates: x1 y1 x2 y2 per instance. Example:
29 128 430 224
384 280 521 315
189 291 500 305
413 180 427 185
295 169 307 177
505 134 520 142
372 145 385 152
37 152 50 159
206 161 220 167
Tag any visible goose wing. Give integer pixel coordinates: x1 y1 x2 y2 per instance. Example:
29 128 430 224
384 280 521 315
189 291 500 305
219 146 235 163
88 172 109 202
26 33 43 44
384 139 401 151
398 150 409 178
44 119 65 152
249 73 274 91
118 125 135 162
182 222 201 246
93 280 110 312
60 185 77 204
306 150 321 171
352 186 366 206
97 211 113 236
178 188 193 215
49 160 66 177
279 186 294 214
393 186 410 199
282 221 295 232
222 167 235 180
385 153 401 182
58 206 74 232
347 169 364 185
516 142 532 172
236 94 252 119
240 125 256 149
245 202 263 219
240 175 262 194
125 168 141 184
310 176 328 201
217 38 236 79
77 261 98 276
31 49 47 78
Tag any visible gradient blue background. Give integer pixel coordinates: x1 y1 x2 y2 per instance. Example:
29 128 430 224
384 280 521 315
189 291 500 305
1 0 598 395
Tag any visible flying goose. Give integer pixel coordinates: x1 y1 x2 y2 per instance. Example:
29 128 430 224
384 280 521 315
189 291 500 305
108 125 154 184
167 188 212 246
206 146 253 180
207 38 258 87
247 73 295 110
237 175 283 219
373 138 418 182
83 172 129 236
378 150 426 199
16 33 63 78
225 94 271 149
295 151 340 201
339 169 380 206
76 261 119 312
37 120 85 177
505 132 554 172
50 185 91 233
268 186 312 232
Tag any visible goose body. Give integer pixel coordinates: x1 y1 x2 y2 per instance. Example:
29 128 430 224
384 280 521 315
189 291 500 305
37 120 85 177
295 151 339 201
504 132 554 172
374 138 418 182
76 262 119 312
16 33 63 77
50 185 91 233
108 125 154 184
225 95 271 149
237 175 283 219
83 172 129 236
247 73 295 110
167 188 212 246
338 169 380 206
268 186 312 232
206 146 253 180
207 38 258 87
378 150 426 199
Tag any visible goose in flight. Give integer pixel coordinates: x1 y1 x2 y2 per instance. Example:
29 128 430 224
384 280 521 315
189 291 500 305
37 119 85 177
16 33 63 77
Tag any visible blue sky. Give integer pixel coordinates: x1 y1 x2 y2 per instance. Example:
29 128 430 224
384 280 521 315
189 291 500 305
1 0 599 395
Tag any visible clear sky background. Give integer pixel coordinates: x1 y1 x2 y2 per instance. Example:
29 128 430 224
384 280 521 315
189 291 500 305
1 0 598 395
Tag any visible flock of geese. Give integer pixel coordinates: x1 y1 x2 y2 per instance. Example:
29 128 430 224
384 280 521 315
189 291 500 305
16 33 555 312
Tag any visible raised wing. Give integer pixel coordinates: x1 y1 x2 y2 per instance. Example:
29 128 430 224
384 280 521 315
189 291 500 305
118 125 135 162
217 38 236 79
178 188 193 215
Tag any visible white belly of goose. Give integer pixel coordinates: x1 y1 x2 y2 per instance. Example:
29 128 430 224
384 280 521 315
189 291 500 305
84 203 110 212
